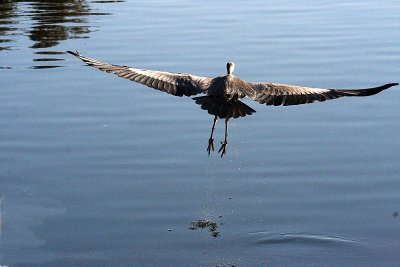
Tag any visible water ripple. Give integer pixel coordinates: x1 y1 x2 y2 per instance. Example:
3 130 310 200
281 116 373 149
248 231 359 247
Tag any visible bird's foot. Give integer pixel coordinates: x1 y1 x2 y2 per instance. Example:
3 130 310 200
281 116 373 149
218 141 227 158
207 138 214 156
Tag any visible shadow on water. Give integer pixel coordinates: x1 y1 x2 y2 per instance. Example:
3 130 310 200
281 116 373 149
0 0 124 68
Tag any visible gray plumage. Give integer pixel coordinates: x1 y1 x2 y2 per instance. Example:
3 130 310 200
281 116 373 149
67 51 397 109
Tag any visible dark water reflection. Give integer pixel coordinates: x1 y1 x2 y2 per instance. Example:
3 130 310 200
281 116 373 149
27 1 92 49
0 1 17 52
0 0 122 68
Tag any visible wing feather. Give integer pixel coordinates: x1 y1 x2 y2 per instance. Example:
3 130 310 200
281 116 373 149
67 51 212 97
242 81 397 106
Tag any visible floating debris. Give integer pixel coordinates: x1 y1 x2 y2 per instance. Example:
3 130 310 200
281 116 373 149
189 219 220 238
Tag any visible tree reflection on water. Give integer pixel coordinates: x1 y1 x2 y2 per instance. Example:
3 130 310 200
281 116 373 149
0 0 123 68
0 1 17 52
27 0 100 49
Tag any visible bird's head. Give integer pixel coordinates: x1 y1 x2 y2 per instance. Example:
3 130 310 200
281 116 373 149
227 62 235 75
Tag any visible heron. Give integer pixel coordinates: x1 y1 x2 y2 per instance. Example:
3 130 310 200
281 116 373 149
67 51 397 157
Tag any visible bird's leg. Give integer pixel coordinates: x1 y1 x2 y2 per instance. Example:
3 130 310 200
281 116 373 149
218 117 229 157
207 115 218 156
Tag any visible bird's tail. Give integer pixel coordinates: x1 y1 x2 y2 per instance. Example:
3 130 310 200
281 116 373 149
193 96 256 119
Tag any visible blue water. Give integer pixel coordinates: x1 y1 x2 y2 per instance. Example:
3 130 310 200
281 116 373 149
1 1 400 266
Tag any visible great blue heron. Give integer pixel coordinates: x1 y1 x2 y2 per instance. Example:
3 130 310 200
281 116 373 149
67 51 397 157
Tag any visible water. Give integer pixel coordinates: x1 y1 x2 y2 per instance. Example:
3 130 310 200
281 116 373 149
1 1 400 266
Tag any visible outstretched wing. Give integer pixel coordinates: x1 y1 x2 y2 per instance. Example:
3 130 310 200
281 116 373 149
240 81 398 106
67 51 212 97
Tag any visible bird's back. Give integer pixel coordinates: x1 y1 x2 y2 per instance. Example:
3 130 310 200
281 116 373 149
207 75 250 100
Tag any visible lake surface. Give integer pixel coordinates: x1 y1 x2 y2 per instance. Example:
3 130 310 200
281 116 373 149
1 1 399 266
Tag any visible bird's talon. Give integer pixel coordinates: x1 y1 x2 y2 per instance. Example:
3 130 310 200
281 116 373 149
218 142 227 157
207 138 215 156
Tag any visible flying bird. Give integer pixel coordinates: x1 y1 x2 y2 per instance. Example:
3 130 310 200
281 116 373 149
67 51 397 157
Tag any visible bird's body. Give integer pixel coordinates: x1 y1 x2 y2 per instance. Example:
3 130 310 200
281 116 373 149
206 75 244 100
67 51 397 156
